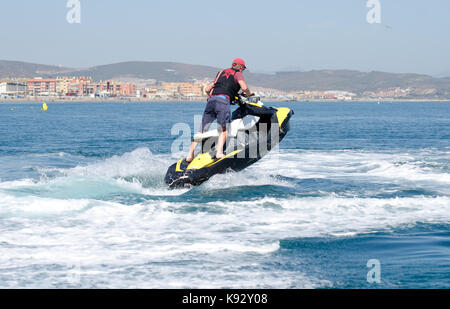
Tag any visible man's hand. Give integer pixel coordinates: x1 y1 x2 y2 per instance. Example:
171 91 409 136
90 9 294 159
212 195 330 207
238 80 252 97
204 82 214 96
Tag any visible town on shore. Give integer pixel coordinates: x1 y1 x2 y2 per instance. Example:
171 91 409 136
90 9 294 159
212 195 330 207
0 76 448 102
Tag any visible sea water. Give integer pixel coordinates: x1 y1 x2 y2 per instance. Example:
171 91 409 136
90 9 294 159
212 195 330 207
0 101 448 288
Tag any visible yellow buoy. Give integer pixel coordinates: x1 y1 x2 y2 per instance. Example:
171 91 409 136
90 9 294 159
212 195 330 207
42 103 48 111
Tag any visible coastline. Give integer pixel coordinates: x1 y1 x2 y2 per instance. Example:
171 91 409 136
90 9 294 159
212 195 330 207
1 96 449 104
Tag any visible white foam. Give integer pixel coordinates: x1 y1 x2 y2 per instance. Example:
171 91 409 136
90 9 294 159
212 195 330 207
0 190 448 288
0 178 37 189
0 147 449 288
0 148 187 197
209 195 450 238
0 191 114 217
226 149 450 193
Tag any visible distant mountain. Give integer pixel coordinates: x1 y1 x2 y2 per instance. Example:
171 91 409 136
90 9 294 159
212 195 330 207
1 60 449 95
59 61 218 82
245 70 450 93
0 60 72 78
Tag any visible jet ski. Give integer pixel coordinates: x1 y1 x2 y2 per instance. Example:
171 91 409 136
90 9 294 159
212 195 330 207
165 95 294 188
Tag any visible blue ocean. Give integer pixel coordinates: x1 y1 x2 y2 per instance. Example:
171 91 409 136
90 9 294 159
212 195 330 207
0 101 449 288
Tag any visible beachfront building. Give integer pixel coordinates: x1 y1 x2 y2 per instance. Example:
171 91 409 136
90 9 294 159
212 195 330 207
26 78 57 96
85 81 136 97
68 77 93 96
179 83 204 97
113 83 135 96
160 82 180 96
0 82 27 96
56 76 93 96
26 77 136 97
160 82 205 97
324 90 356 101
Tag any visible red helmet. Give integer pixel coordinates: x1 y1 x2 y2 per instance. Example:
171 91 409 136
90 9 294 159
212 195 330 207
232 58 246 69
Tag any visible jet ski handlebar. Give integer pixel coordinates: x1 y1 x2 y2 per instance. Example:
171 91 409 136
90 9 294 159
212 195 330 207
232 94 262 106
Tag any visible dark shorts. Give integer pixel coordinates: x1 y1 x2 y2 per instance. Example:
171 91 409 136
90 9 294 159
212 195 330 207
201 95 231 131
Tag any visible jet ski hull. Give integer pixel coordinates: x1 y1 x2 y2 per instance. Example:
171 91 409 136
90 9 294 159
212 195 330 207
165 102 293 189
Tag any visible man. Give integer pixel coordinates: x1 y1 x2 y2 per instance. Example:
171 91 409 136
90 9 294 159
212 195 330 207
186 58 253 162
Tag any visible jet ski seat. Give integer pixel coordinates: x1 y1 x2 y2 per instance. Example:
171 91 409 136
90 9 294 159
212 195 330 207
193 115 260 142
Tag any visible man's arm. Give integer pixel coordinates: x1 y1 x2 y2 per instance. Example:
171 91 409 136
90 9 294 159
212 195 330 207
238 80 253 97
205 70 224 97
204 82 215 96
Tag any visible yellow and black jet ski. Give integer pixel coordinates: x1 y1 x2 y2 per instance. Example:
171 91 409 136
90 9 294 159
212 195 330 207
165 95 294 188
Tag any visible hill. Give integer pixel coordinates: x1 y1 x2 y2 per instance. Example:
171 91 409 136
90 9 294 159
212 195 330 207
61 61 220 82
0 60 72 78
245 70 450 93
1 60 449 95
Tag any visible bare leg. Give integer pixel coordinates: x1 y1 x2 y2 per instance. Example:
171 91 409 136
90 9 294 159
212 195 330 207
186 140 198 162
216 129 227 159
187 118 211 162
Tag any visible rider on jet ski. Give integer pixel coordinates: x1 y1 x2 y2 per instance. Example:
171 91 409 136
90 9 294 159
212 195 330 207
185 58 253 162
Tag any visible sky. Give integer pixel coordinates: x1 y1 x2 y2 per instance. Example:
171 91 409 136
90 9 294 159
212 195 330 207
1 0 449 76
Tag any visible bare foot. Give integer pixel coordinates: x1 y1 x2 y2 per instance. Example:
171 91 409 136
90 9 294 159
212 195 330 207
215 153 225 160
186 156 194 163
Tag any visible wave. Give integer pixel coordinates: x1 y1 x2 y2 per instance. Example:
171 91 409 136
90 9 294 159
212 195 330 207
1 148 188 198
4 147 449 188
0 190 448 287
0 147 449 288
0 147 449 230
